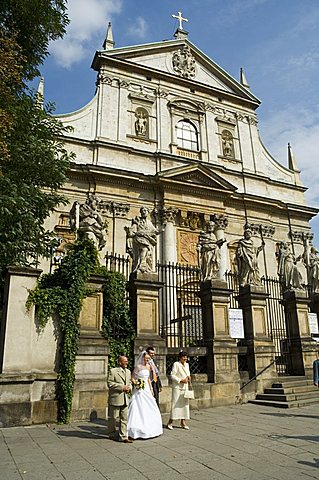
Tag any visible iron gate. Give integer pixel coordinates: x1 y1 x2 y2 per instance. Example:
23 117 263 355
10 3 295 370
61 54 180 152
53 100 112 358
157 262 207 373
226 272 292 375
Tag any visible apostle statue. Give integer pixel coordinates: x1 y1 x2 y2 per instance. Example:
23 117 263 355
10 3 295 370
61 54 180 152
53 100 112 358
197 221 225 281
77 194 107 251
236 224 265 287
302 237 319 292
125 206 160 273
276 241 304 291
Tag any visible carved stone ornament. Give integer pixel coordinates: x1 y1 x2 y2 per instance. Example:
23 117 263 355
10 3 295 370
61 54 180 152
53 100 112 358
211 214 228 230
260 224 275 238
160 207 178 225
289 231 304 244
178 231 199 265
172 45 196 79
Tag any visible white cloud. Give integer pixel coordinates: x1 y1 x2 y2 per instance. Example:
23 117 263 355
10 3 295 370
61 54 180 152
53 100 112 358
128 16 148 40
50 0 122 68
260 104 319 207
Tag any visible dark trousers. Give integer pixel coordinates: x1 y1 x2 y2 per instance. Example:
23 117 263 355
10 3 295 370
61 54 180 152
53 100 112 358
152 380 160 407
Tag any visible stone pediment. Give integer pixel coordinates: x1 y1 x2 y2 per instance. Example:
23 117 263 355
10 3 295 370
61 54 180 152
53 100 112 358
92 39 260 105
156 164 237 192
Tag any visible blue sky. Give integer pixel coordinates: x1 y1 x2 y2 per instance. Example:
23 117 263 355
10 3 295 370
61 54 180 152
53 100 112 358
39 0 319 244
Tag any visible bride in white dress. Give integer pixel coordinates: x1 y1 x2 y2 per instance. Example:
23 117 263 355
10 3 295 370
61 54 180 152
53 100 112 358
127 351 163 439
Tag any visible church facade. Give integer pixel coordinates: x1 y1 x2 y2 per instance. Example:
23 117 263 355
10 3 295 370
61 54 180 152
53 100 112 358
52 23 316 280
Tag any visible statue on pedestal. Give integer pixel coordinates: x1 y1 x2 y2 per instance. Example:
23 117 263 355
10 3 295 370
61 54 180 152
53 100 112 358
125 206 160 273
197 221 225 281
236 225 265 287
276 241 304 291
77 194 107 251
301 238 319 292
307 246 319 292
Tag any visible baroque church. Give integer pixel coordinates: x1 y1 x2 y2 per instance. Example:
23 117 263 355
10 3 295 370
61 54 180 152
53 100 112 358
51 18 316 277
2 14 319 427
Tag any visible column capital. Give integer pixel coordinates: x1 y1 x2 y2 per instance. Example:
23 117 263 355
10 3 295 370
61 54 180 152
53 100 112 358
211 214 228 230
160 206 179 225
260 224 275 238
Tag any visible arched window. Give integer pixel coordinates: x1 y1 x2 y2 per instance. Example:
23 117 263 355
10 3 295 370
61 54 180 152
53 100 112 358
176 120 199 151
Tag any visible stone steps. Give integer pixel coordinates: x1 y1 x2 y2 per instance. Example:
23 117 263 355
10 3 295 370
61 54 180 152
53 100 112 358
249 376 319 408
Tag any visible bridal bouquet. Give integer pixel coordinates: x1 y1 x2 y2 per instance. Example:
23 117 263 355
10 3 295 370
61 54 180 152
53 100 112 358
134 379 145 390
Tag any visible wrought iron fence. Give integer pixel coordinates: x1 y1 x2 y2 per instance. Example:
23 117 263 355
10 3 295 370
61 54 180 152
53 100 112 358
165 355 208 375
157 262 204 349
105 252 130 280
261 276 291 375
225 271 292 376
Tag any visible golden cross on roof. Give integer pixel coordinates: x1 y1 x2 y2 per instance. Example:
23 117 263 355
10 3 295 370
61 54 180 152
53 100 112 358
172 11 188 30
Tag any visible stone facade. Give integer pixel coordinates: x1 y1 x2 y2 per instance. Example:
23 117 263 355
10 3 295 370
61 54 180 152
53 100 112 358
1 26 318 426
50 28 316 279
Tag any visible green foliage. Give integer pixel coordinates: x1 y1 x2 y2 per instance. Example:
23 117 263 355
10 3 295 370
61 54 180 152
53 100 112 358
0 96 74 278
0 0 69 82
0 1 72 296
97 267 135 369
27 239 98 423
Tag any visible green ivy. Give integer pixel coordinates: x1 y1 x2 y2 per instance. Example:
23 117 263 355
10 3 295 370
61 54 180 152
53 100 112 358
26 239 98 423
97 267 135 369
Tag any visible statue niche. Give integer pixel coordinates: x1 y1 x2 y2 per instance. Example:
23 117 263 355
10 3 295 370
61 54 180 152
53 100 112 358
221 130 234 158
134 108 149 138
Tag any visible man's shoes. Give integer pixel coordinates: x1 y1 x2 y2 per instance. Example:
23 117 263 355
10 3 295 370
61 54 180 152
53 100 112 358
123 438 133 443
167 424 173 430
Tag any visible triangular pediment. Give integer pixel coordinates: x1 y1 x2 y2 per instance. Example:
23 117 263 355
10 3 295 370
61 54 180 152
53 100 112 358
92 38 260 105
156 163 237 192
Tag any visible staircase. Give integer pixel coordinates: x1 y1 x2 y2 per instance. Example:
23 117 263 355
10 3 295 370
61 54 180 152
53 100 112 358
249 376 319 408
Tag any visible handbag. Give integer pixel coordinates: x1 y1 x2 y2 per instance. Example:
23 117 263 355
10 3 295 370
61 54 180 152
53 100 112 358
184 389 195 399
181 364 195 399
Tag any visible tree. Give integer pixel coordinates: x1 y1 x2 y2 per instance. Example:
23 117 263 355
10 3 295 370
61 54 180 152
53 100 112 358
0 1 73 285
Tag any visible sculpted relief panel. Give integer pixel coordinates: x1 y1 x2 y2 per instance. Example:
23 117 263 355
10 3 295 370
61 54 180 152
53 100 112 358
177 230 199 265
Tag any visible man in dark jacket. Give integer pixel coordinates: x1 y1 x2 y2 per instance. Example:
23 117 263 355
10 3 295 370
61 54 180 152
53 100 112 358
146 346 162 407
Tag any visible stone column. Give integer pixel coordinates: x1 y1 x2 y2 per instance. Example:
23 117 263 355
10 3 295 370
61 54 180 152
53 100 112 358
161 207 178 264
283 290 318 378
238 285 277 381
260 224 276 277
212 214 229 279
198 279 240 394
73 274 109 421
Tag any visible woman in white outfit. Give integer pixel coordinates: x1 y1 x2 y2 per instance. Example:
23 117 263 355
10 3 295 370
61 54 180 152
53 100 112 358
127 351 163 439
167 351 191 430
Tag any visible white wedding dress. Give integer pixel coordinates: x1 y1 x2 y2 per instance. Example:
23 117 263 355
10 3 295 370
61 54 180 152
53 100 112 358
127 368 163 439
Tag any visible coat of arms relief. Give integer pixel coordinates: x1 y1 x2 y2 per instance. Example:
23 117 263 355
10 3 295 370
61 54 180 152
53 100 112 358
172 45 196 79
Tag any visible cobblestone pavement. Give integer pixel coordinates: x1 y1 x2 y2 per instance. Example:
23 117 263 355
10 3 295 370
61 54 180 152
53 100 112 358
1 403 319 480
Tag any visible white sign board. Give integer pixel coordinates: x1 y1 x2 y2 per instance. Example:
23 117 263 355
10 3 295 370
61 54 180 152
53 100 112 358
308 312 319 335
229 308 245 339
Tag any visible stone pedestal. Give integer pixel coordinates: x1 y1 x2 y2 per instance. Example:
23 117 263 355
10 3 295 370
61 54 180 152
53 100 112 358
199 279 240 391
282 290 318 378
129 272 166 370
73 274 109 420
238 285 277 380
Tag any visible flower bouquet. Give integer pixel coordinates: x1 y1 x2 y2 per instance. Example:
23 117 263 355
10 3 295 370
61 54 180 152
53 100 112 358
134 378 145 390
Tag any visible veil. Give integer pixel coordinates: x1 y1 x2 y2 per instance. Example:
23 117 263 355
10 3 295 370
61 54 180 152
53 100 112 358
133 350 147 377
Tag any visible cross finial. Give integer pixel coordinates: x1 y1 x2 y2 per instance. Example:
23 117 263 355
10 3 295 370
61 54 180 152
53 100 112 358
172 11 188 30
